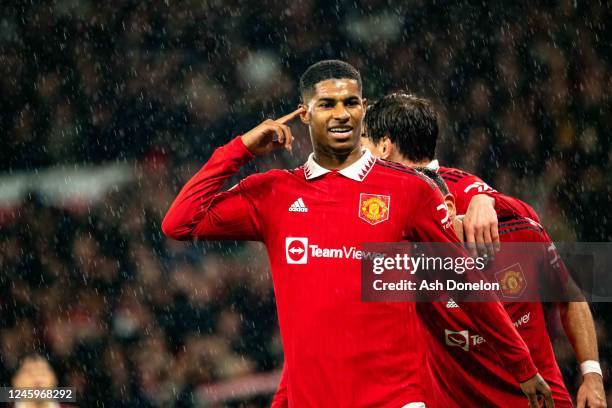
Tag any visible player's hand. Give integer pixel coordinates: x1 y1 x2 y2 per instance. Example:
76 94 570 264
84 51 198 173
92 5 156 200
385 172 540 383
241 107 305 156
577 373 606 408
463 194 500 259
520 373 554 408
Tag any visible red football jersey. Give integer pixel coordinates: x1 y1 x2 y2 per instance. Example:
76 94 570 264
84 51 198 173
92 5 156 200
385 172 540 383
418 217 572 408
163 137 536 406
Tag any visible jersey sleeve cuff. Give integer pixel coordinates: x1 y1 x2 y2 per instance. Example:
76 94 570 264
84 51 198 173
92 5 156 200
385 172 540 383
488 192 521 218
227 135 255 161
485 191 508 212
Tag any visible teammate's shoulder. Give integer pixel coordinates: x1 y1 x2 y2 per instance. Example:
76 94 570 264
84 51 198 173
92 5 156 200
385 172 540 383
438 166 479 182
373 158 420 177
499 216 547 240
373 158 439 191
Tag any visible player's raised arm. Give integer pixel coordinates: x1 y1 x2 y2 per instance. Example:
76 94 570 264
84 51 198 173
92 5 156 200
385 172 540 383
161 108 303 241
410 182 554 407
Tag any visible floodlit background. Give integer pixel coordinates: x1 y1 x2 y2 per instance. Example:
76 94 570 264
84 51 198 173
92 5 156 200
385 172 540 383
0 0 610 406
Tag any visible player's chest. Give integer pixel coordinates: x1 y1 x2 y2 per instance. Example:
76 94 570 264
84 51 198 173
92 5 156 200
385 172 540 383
266 185 406 267
265 184 408 240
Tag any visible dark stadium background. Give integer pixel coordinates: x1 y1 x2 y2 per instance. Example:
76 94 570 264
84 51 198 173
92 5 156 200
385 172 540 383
0 0 610 406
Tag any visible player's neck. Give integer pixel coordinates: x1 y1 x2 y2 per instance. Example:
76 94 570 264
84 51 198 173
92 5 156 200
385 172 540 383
398 157 431 168
313 145 363 171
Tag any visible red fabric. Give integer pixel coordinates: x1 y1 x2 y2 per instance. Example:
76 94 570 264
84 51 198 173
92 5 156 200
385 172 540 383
419 219 573 408
163 138 536 406
438 166 541 223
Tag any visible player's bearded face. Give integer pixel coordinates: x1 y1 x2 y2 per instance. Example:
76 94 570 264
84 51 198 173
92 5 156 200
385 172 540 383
302 79 364 154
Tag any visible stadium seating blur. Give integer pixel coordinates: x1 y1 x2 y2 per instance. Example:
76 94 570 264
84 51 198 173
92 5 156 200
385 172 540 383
0 1 610 406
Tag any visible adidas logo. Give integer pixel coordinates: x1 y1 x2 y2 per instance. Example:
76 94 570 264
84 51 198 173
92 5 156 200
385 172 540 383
289 197 309 213
446 298 459 309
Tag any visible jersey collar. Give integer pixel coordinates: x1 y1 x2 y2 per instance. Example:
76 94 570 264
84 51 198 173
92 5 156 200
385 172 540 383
304 149 376 182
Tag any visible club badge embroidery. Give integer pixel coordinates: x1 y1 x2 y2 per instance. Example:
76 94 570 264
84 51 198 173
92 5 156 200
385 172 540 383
495 263 527 298
359 193 390 225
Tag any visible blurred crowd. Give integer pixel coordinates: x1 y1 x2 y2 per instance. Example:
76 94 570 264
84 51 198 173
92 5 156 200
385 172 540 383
1 0 611 406
1 164 280 407
2 0 611 239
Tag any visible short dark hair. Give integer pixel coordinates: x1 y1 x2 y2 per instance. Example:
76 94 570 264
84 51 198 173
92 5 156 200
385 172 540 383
299 60 362 100
364 93 438 162
414 167 450 196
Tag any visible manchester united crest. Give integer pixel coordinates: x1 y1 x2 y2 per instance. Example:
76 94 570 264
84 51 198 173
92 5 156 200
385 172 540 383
358 193 390 225
495 263 527 299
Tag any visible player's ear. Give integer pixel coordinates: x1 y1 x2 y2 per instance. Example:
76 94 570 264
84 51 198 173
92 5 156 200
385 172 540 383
299 103 309 124
445 194 457 219
380 136 393 160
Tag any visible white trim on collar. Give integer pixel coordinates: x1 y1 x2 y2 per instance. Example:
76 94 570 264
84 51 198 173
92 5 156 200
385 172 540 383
304 149 377 182
426 159 440 171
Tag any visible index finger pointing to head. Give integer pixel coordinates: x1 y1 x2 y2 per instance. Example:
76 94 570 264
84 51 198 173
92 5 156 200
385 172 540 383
276 107 306 124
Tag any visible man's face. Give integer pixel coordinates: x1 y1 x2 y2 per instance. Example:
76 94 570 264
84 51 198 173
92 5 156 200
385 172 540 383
301 79 364 155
